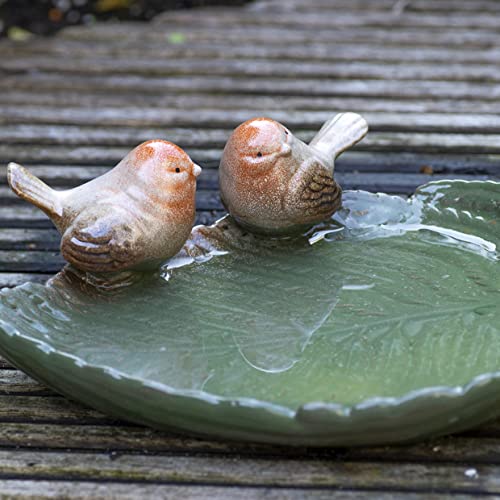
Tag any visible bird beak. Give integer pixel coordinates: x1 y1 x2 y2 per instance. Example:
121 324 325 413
192 164 202 177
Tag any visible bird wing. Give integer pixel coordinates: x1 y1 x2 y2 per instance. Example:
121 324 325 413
61 210 144 273
286 159 342 223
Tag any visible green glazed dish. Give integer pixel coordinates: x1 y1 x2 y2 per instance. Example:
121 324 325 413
0 180 499 446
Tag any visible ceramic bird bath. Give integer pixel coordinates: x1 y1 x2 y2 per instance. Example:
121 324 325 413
0 178 499 446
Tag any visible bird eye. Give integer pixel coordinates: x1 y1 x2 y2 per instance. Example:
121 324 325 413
284 130 289 135
175 167 180 173
256 152 262 157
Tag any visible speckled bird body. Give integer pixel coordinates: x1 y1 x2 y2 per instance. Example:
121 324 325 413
7 140 201 273
219 113 368 234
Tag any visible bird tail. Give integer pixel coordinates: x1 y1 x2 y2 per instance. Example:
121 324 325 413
7 162 63 222
309 112 368 163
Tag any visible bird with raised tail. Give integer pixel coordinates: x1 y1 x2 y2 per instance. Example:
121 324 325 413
7 140 202 273
219 112 368 234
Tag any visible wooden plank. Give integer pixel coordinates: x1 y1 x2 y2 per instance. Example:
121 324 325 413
0 166 111 184
0 229 59 251
6 40 500 66
261 0 500 13
0 396 111 424
0 251 65 273
0 481 440 499
6 55 500 83
0 371 52 396
2 73 500 100
0 448 497 492
0 408 500 463
5 111 500 134
5 91 500 116
151 9 500 31
50 21 499 49
0 392 497 457
55 21 500 48
3 393 500 462
0 421 303 453
54 11 500 38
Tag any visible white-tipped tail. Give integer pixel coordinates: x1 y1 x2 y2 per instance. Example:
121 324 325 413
309 112 368 163
7 162 63 221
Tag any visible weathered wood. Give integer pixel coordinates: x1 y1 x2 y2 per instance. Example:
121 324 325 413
6 41 500 66
0 251 64 273
5 91 500 116
262 0 500 13
0 229 59 251
0 482 378 500
0 397 484 458
4 111 500 134
0 371 52 396
151 9 500 31
0 396 111 424
0 481 447 499
6 56 500 83
2 73 500 100
0 22 499 50
0 404 500 464
0 448 497 493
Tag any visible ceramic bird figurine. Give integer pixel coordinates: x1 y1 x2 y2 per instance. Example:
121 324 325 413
7 140 202 273
219 113 368 234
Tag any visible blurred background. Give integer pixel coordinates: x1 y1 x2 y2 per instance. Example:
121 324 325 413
0 0 249 38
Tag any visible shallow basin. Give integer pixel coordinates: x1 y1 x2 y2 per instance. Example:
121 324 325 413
0 180 499 445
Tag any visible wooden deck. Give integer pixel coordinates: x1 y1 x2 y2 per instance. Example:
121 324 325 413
1 0 500 497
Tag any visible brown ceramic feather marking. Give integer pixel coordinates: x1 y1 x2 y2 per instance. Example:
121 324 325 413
7 140 202 273
219 113 367 234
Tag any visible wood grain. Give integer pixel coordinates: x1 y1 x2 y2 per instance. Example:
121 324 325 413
0 482 407 500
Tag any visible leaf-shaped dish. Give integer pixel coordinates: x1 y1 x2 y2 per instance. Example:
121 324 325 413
0 180 499 446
